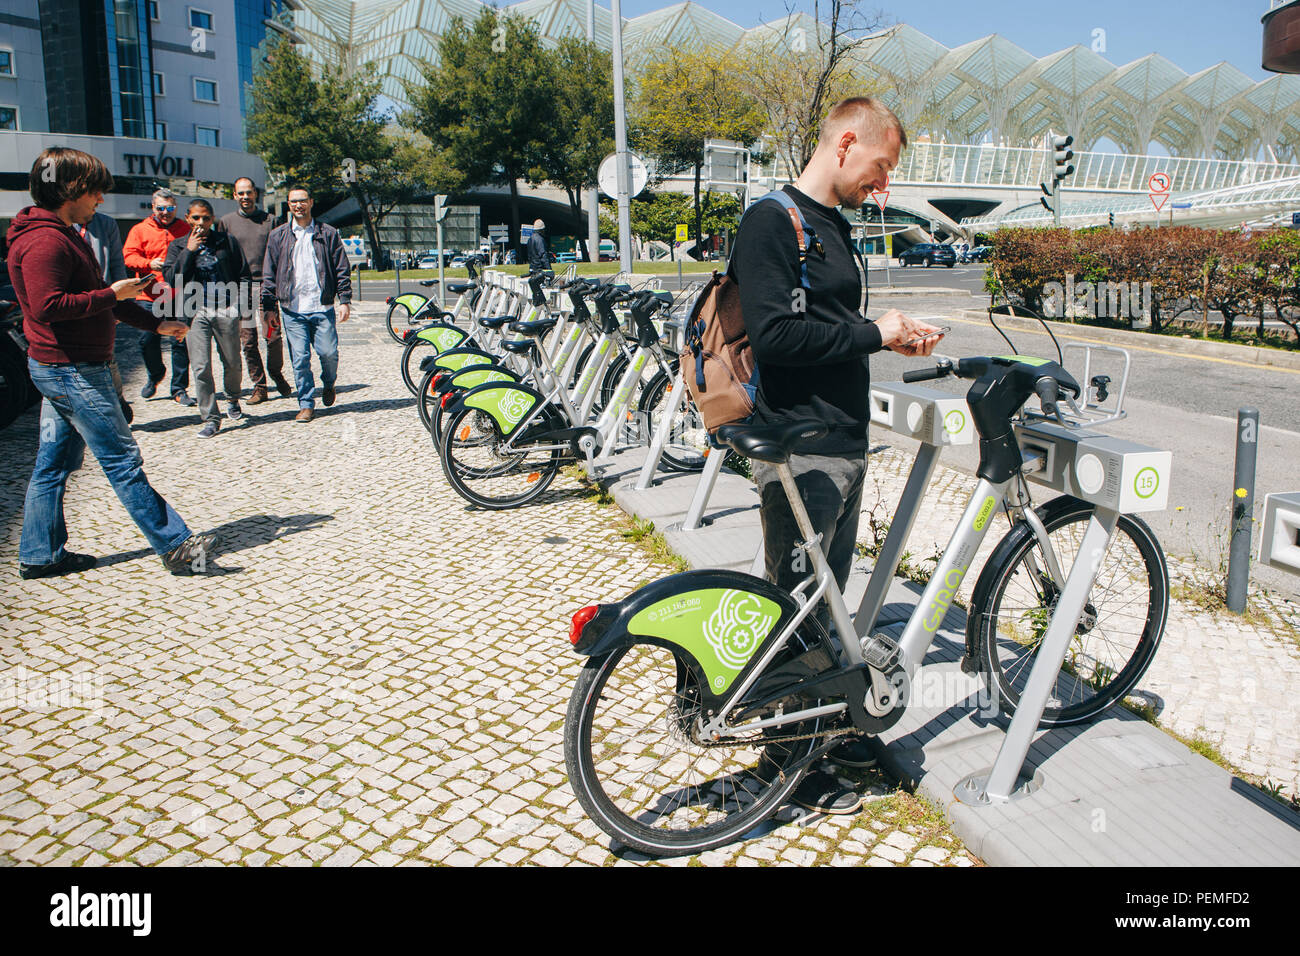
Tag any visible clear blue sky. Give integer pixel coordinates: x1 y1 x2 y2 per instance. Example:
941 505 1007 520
606 0 1272 81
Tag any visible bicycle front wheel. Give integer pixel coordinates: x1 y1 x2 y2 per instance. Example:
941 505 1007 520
385 299 419 345
973 497 1168 726
637 370 709 472
564 640 825 857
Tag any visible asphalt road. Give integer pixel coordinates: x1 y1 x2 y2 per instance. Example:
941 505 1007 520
867 293 1300 599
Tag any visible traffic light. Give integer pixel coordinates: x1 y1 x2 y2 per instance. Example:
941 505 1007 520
1040 182 1054 214
1109 211 1115 228
1052 134 1075 181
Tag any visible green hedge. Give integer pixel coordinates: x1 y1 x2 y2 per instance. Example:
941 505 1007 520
984 226 1300 341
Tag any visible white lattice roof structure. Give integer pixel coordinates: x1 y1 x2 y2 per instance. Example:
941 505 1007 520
289 0 1300 161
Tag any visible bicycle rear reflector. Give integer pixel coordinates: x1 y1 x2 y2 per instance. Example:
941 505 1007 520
570 605 600 644
441 391 456 409
458 425 471 440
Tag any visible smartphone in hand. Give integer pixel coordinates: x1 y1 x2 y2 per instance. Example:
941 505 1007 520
902 325 950 347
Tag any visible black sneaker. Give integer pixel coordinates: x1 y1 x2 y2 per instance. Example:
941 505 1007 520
791 771 862 815
162 531 221 575
173 391 197 407
226 401 242 421
828 736 878 769
141 378 162 399
197 421 219 438
20 551 97 580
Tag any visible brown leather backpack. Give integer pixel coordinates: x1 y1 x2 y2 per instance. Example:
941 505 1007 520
681 193 817 435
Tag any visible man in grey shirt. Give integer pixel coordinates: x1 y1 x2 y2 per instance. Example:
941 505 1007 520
219 178 289 404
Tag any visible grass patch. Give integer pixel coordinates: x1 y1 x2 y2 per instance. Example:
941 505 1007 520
566 468 689 573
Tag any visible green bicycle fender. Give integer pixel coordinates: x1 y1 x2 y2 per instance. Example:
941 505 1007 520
449 366 516 390
393 293 426 314
460 383 543 437
433 350 494 372
416 324 467 351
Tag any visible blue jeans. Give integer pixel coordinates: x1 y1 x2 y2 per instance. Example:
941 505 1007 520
20 359 192 565
281 308 339 409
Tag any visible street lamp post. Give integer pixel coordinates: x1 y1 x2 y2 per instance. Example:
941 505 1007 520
611 0 633 274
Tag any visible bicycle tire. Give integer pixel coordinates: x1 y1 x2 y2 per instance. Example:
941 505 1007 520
416 367 439 433
564 630 829 857
636 369 712 473
385 299 418 345
399 336 435 395
438 404 564 509
972 496 1167 726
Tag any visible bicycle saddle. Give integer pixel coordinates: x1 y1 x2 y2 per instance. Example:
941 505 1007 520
446 282 472 294
500 338 537 356
419 279 438 287
478 315 514 330
714 421 829 464
509 316 558 337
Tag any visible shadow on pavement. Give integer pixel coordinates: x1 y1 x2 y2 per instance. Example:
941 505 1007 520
92 512 334 570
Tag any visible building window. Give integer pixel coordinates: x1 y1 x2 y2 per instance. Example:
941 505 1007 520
189 8 214 31
195 126 220 148
153 72 165 96
156 122 168 140
0 107 17 132
194 78 218 103
0 50 13 77
148 1 159 20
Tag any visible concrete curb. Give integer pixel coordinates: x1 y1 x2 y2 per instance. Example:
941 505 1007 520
959 308 1300 372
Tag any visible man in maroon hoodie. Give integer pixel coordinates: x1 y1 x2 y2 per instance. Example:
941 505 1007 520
6 147 220 578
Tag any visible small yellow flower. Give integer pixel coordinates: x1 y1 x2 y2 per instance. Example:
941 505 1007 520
1235 488 1248 498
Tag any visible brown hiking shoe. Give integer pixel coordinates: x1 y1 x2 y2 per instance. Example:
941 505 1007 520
272 374 293 398
295 408 314 423
247 385 268 405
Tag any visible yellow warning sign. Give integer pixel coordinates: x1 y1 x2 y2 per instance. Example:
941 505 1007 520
676 224 688 242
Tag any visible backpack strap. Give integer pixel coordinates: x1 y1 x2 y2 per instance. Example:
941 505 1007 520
758 191 821 291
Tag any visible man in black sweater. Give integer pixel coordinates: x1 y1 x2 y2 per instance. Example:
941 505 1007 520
731 97 942 807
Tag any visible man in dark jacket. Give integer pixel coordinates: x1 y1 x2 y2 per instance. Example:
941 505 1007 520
260 185 351 423
526 219 551 273
730 98 941 807
6 147 220 578
163 199 250 437
220 177 289 404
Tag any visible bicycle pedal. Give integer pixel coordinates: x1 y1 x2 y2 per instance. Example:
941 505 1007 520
862 632 902 672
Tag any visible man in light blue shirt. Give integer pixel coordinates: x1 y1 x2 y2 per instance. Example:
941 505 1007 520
260 186 351 424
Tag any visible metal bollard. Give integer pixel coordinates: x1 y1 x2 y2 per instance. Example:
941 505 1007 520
1226 407 1259 613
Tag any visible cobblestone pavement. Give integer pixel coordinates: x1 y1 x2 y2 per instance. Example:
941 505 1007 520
862 438 1300 796
0 305 976 867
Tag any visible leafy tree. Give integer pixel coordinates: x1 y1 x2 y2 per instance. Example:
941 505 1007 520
406 9 552 254
1251 230 1300 339
247 36 429 265
737 2 891 175
531 37 613 262
631 46 765 255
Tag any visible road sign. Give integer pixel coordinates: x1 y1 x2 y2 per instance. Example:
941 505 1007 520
871 190 890 211
487 224 507 239
598 152 648 199
1149 172 1172 211
675 224 688 242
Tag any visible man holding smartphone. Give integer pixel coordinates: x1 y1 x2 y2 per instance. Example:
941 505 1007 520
732 97 942 812
163 199 250 437
6 148 220 578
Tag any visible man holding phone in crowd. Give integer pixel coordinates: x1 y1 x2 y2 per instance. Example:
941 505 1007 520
163 199 250 438
730 97 943 812
220 177 290 404
124 188 195 406
5 147 220 578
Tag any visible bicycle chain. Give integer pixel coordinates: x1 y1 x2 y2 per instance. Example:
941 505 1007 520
697 725 857 749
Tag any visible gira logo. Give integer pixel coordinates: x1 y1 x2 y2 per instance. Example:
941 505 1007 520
924 564 968 631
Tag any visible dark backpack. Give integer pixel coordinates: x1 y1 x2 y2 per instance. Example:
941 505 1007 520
681 191 820 435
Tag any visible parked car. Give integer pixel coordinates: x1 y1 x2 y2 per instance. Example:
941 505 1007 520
417 256 439 269
448 256 467 269
898 243 956 268
554 252 577 263
964 244 993 263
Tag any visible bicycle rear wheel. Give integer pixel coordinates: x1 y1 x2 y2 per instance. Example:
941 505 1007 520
385 299 420 345
637 370 710 472
973 496 1168 726
438 405 564 509
564 635 828 857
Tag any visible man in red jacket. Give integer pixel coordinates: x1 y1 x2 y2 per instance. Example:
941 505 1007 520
123 188 194 405
6 147 220 578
